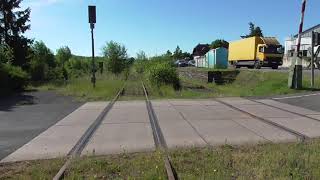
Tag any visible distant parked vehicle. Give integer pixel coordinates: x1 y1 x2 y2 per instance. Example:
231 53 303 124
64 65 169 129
175 60 188 67
188 60 196 67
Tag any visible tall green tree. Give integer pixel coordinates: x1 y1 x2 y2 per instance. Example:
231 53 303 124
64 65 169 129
136 50 148 61
173 46 183 60
56 46 72 66
31 41 55 67
242 22 264 38
181 52 192 60
102 41 128 74
0 0 32 68
210 39 229 49
166 50 172 57
29 41 55 81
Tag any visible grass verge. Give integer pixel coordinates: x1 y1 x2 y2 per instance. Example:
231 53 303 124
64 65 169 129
31 73 125 101
64 152 166 179
148 69 320 99
2 141 320 179
171 140 320 179
0 159 64 180
31 69 320 100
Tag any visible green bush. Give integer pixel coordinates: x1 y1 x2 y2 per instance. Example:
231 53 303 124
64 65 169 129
148 62 180 90
29 58 49 81
134 54 174 75
102 41 128 74
65 57 91 78
0 44 28 94
0 63 29 94
47 67 66 81
0 44 14 64
29 41 56 81
134 60 147 74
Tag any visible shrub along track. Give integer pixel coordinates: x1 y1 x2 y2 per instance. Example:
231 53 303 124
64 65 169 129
52 82 178 180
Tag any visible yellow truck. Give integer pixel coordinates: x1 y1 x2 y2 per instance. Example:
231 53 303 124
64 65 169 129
228 36 284 69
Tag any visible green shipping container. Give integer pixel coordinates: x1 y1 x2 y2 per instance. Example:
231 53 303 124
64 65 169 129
202 47 228 68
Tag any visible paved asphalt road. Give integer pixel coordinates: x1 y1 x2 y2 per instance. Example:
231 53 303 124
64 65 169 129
275 94 320 112
0 91 83 160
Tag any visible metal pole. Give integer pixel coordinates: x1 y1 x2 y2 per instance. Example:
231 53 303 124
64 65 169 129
311 31 315 88
91 24 96 88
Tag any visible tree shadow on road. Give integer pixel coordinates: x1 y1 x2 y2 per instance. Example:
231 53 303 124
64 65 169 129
0 92 37 112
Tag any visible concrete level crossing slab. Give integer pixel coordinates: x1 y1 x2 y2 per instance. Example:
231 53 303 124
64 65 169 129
151 101 207 148
219 98 299 118
189 119 267 145
1 102 109 163
153 99 297 147
219 98 320 138
172 100 297 144
232 118 298 143
265 117 320 138
235 105 299 118
82 101 155 156
217 97 260 105
82 123 154 155
256 99 320 116
104 103 150 124
174 105 251 120
3 98 320 163
308 115 320 121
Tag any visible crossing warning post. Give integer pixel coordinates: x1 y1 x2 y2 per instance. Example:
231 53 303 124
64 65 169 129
88 5 96 88
289 0 307 89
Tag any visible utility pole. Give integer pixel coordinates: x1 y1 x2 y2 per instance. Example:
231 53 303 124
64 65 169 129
289 0 307 89
88 6 96 88
311 31 315 88
311 32 320 88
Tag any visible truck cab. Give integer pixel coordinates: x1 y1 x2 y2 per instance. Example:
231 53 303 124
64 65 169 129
256 44 284 69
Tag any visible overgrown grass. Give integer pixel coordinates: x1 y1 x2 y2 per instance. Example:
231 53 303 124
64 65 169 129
171 140 320 179
205 71 299 97
65 152 166 179
119 80 145 100
205 70 320 97
32 69 320 101
0 158 64 179
2 141 320 179
148 70 320 99
32 73 125 101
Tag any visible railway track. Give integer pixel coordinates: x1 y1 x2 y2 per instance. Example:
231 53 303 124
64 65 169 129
53 86 124 180
53 82 177 180
216 99 310 142
142 82 178 180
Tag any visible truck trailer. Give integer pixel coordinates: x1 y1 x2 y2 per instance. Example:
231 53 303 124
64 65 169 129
228 37 284 69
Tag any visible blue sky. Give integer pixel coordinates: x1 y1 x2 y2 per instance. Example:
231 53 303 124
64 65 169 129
22 0 320 57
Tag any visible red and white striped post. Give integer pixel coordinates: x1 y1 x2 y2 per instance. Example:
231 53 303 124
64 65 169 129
291 0 307 89
296 0 307 57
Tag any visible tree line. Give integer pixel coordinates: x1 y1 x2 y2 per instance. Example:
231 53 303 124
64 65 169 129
1 0 265 94
0 0 133 94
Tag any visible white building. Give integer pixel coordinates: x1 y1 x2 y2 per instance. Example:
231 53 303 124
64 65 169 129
283 24 320 67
